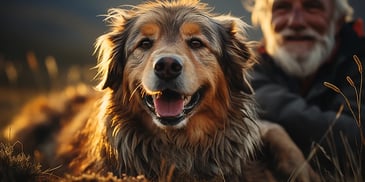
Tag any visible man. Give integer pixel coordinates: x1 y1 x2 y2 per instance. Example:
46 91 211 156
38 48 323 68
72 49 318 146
248 0 365 176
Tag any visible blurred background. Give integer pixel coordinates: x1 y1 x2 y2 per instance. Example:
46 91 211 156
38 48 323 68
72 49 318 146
0 0 364 127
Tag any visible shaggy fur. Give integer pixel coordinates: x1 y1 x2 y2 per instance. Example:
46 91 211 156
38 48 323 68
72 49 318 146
2 1 319 181
74 1 259 180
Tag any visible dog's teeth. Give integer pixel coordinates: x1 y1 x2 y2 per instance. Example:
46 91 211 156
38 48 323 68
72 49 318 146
184 96 191 105
154 92 163 99
153 94 160 99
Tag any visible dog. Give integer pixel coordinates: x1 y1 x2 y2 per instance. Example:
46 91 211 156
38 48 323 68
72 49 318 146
2 0 319 181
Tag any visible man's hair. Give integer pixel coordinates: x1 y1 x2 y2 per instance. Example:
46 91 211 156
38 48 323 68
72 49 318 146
245 0 354 27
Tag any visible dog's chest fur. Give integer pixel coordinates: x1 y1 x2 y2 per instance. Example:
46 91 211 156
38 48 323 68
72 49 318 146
96 109 260 181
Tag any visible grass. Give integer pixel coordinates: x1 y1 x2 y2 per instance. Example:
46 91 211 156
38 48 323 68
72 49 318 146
324 55 364 144
0 141 59 181
307 55 365 181
0 140 148 182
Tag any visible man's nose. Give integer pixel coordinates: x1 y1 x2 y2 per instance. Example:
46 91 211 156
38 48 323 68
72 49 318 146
287 9 306 31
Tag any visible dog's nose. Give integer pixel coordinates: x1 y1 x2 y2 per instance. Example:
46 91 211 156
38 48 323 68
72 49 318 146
154 57 182 80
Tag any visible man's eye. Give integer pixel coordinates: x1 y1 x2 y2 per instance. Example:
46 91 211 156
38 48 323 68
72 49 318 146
188 38 204 49
138 38 153 49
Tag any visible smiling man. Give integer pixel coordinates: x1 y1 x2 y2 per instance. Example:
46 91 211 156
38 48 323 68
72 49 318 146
248 0 365 177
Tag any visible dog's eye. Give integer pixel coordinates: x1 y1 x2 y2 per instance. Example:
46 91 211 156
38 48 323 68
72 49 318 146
188 38 204 49
138 38 153 49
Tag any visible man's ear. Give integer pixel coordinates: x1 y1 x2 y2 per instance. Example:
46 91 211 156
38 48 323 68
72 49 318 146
214 15 257 94
94 8 133 91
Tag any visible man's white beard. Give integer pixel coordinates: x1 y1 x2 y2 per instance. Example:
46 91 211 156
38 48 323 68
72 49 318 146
266 23 336 78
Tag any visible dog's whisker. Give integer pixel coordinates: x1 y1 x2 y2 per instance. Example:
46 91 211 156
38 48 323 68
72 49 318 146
129 84 142 102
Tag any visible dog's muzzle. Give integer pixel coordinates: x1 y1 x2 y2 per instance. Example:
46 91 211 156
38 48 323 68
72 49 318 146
142 56 202 126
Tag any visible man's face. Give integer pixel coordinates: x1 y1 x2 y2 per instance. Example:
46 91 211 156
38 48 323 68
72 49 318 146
262 0 336 77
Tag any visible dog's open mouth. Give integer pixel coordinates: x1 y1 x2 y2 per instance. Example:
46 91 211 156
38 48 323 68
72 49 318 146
144 89 201 126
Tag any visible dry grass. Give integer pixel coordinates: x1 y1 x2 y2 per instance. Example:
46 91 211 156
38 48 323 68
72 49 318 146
308 55 364 181
0 141 59 181
0 141 149 182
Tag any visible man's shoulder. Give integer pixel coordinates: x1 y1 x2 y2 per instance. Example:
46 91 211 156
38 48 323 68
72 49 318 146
339 19 365 56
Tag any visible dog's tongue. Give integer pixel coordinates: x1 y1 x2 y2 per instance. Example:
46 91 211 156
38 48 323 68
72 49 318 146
154 96 184 117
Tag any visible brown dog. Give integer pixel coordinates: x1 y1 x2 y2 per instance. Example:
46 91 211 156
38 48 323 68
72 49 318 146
3 1 319 181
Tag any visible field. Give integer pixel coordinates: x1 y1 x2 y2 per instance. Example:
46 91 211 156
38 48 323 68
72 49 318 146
0 53 96 129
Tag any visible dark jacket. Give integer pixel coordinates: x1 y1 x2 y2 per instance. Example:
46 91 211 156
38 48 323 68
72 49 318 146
250 20 365 166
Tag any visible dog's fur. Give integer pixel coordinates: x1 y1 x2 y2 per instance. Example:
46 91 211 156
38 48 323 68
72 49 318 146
2 1 319 181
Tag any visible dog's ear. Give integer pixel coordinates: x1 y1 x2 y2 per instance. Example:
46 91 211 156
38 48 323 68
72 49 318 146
214 15 257 94
94 8 133 91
